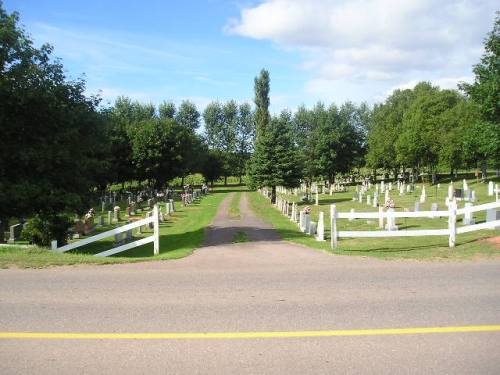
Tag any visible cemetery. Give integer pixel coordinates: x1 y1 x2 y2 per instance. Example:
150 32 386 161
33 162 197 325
253 176 500 259
1 3 499 266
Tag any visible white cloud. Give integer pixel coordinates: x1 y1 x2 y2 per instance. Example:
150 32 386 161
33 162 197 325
227 0 497 103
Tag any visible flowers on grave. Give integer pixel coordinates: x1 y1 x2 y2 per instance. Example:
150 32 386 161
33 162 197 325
84 208 96 220
304 206 312 215
384 199 395 209
113 206 121 213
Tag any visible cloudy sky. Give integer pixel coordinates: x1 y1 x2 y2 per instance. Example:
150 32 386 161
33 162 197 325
5 0 497 112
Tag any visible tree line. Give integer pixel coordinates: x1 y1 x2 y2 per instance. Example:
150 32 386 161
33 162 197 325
1 2 498 237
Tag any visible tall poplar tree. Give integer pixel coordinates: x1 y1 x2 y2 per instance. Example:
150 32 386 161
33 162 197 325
254 69 270 140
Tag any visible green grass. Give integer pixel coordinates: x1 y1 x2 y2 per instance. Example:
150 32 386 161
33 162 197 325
229 192 242 219
0 190 229 268
233 231 250 243
248 179 500 260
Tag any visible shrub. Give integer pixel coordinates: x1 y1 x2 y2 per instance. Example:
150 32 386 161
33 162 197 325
22 214 72 247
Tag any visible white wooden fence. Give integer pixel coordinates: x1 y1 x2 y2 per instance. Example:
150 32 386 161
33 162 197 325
330 201 500 249
51 205 160 257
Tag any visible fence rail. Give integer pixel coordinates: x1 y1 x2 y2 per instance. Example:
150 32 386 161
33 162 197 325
331 201 500 249
51 205 160 257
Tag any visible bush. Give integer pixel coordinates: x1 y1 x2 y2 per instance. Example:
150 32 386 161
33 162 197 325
22 214 72 247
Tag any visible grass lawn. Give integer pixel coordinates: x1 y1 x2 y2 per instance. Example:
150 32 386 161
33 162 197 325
248 177 500 260
229 191 242 219
0 189 230 268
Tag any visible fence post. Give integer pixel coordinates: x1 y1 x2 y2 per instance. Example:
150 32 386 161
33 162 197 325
153 204 160 255
448 200 456 248
330 204 338 248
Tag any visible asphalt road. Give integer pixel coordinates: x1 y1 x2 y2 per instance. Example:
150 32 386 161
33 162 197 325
0 193 499 374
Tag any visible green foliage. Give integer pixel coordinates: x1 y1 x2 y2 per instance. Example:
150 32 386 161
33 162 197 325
291 102 368 182
0 4 109 227
254 69 270 140
128 118 201 188
248 114 303 198
200 150 225 185
175 100 200 131
460 13 499 124
22 214 72 247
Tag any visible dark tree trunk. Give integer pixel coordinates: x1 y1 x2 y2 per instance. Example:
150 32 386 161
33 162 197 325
271 186 277 204
0 218 6 243
224 175 227 186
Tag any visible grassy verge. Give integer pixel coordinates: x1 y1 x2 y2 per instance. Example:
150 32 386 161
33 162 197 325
248 191 500 260
0 190 228 268
229 192 242 219
233 231 250 243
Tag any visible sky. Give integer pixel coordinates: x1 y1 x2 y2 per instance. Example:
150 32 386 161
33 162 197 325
4 0 498 113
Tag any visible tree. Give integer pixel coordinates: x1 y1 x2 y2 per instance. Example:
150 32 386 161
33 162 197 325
159 101 176 119
128 118 200 189
254 69 270 140
235 103 255 183
200 149 225 186
0 3 108 241
248 114 303 203
175 100 200 131
460 13 500 175
203 101 224 149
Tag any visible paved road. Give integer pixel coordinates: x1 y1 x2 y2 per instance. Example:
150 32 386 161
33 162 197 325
1 192 499 374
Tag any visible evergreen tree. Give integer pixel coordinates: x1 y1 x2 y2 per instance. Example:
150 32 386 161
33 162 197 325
248 115 302 203
254 69 270 140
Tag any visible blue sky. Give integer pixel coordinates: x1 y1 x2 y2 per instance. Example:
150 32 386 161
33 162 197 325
4 0 498 113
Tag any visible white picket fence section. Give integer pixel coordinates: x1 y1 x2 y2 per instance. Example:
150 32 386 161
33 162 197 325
331 201 500 249
51 205 160 257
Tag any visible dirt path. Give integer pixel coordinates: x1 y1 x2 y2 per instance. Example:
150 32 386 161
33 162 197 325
203 192 280 246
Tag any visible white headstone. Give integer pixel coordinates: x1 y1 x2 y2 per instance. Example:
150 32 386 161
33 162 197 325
367 195 371 205
414 202 420 212
420 185 426 203
463 203 475 225
373 194 378 207
349 208 355 222
488 181 494 196
316 212 325 241
385 208 398 231
299 211 306 232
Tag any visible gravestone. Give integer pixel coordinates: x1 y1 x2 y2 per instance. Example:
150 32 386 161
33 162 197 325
316 212 325 241
299 211 306 231
414 202 420 212
420 186 426 203
113 206 121 222
73 221 85 236
367 195 371 206
83 216 95 235
349 208 355 222
471 190 476 203
8 224 22 243
385 208 398 231
302 213 311 233
463 203 475 225
373 194 378 207
169 199 175 212
107 211 112 225
486 209 500 229
308 221 317 236
488 181 494 196
147 211 154 229
97 216 104 227
125 207 131 217
431 203 438 219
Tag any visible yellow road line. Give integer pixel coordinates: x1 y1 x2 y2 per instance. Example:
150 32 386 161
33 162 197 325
0 325 499 340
